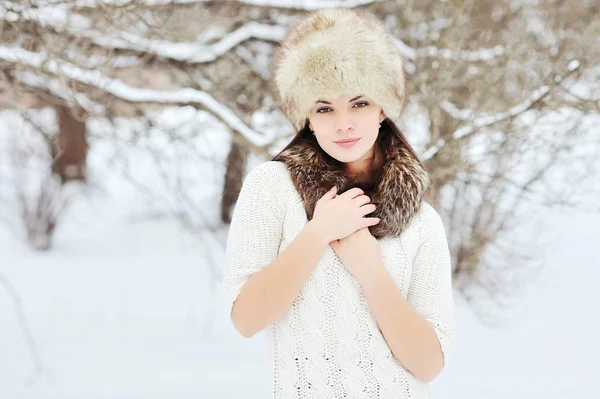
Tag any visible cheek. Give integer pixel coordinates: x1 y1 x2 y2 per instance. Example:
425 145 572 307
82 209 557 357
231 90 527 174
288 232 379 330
360 119 381 137
311 118 331 131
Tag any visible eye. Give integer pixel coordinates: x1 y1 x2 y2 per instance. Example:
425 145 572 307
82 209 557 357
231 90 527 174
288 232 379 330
316 107 332 113
354 101 369 108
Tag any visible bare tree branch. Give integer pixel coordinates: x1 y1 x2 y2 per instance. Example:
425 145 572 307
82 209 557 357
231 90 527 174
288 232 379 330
0 270 54 385
423 62 583 161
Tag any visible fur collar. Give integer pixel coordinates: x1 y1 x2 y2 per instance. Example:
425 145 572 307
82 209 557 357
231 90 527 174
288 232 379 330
275 130 430 239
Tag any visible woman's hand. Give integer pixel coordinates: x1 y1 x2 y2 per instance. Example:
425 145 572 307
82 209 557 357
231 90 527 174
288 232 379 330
311 186 380 243
329 226 383 283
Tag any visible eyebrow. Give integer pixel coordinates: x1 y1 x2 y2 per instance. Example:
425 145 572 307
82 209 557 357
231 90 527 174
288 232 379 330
316 95 364 105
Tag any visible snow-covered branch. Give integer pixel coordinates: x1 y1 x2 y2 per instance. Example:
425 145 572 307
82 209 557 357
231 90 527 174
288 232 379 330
422 61 582 161
15 71 107 115
88 22 286 64
2 1 88 29
3 3 285 64
231 0 377 9
392 38 504 62
418 45 505 61
3 1 505 67
0 46 273 148
391 38 418 61
440 100 474 121
74 0 377 9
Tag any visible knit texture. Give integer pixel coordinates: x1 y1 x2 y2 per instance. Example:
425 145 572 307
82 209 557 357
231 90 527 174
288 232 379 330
222 161 456 399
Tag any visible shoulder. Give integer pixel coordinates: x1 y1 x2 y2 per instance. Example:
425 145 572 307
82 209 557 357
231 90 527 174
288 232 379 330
412 201 447 240
243 161 293 193
244 160 290 182
239 160 296 210
415 201 442 223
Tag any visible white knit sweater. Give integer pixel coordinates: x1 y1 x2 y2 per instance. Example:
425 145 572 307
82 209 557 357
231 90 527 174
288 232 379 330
222 161 456 399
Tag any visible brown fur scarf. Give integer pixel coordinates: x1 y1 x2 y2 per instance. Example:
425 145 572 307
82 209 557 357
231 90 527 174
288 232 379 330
275 131 431 239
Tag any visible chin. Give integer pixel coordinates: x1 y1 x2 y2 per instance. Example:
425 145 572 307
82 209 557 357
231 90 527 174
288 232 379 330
325 145 368 163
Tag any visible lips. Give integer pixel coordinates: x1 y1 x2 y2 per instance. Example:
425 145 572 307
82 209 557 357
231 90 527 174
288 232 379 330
334 138 360 148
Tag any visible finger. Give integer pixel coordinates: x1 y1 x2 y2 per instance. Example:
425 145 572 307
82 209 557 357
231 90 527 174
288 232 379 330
359 203 377 216
361 217 381 228
353 194 371 206
320 185 338 200
339 187 364 199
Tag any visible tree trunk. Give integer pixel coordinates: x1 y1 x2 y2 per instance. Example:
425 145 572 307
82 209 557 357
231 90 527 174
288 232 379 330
52 105 88 183
221 136 248 224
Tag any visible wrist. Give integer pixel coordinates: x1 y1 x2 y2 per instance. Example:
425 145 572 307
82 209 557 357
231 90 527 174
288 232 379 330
305 218 331 246
359 261 388 288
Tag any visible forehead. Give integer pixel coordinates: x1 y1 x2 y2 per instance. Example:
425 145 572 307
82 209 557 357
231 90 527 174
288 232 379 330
315 93 366 104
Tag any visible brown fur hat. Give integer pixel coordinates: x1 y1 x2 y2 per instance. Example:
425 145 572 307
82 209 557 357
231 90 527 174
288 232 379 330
273 8 406 131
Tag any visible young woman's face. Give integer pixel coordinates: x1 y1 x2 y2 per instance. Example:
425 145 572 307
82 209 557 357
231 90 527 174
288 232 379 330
307 94 384 170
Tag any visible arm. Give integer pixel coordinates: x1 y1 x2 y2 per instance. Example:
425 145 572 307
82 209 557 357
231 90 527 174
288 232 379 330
222 162 329 338
359 205 456 383
231 220 328 338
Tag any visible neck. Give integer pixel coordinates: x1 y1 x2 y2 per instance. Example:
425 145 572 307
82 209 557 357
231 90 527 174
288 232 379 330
344 144 381 181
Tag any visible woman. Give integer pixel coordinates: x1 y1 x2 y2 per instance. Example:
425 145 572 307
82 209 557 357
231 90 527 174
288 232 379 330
222 8 456 398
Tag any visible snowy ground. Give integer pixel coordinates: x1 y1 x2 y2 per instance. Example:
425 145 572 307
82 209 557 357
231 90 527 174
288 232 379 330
3 200 598 399
1 108 599 398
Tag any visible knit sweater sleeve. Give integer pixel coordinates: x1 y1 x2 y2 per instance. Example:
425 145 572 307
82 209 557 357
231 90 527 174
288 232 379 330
407 203 457 366
221 161 286 319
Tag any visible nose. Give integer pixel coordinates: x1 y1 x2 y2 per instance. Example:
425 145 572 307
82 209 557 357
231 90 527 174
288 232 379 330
335 111 354 133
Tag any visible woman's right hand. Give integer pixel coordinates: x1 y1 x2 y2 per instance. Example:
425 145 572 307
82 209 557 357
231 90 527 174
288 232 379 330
311 186 380 243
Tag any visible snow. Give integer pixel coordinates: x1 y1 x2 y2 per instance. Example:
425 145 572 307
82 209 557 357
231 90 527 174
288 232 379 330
1 1 91 32
419 45 505 62
1 188 597 398
436 206 600 398
1 104 599 398
391 41 504 64
392 38 418 60
525 12 559 55
440 101 473 121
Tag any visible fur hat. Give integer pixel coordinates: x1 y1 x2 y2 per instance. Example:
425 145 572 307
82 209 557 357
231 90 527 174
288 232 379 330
273 8 406 131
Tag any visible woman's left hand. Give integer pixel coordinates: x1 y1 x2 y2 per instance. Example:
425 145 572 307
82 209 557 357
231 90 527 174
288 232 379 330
330 227 383 283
